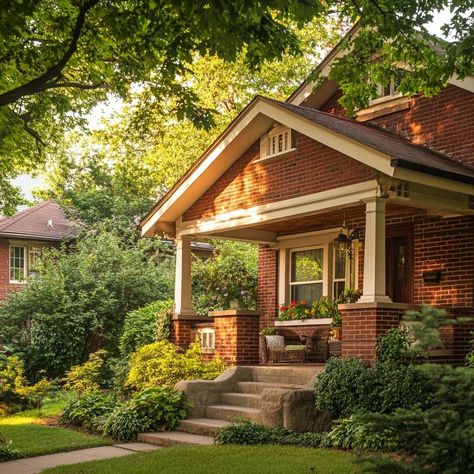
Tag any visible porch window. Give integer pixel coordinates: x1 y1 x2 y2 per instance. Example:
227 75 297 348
9 246 26 283
289 248 323 304
333 248 346 298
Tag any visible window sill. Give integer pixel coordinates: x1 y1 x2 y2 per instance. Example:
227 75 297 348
254 148 297 165
356 95 411 122
9 281 26 285
275 318 332 327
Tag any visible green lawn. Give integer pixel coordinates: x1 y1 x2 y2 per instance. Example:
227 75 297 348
0 393 112 459
44 445 370 474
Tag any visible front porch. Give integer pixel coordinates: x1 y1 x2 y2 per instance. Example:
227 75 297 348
168 184 474 365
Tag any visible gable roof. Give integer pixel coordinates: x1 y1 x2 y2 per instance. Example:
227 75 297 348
0 201 75 241
140 95 474 236
270 99 474 184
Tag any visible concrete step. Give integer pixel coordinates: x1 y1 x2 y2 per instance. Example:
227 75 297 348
237 381 304 395
205 404 261 422
178 418 230 437
138 431 214 447
221 392 261 409
250 366 324 385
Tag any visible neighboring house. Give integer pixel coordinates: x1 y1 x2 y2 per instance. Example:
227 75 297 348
141 32 474 366
0 201 75 300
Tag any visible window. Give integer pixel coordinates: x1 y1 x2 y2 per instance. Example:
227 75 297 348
333 248 347 298
259 125 295 161
374 71 405 101
289 248 324 304
9 246 26 283
28 246 42 277
196 328 215 352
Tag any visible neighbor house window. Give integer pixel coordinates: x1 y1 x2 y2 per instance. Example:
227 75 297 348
9 246 26 283
289 248 324 304
28 246 42 278
196 328 215 352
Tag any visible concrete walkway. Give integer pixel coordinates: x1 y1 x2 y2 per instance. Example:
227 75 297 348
0 442 160 474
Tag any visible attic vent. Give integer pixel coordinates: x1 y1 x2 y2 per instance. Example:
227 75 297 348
394 182 410 199
260 125 295 161
47 219 53 227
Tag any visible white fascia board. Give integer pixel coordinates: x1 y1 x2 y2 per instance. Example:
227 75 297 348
393 168 474 195
141 100 394 238
176 180 378 237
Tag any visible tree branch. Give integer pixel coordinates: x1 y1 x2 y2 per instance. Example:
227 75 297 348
16 112 47 147
0 0 99 107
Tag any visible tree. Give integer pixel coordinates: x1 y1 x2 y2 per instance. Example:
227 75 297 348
2 1 473 214
0 231 175 378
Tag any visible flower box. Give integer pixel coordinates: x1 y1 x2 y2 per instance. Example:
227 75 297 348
274 318 332 327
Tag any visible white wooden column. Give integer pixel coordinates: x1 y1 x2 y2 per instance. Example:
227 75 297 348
359 197 392 303
174 235 196 318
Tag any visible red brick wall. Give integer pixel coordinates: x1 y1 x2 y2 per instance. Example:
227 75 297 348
321 85 474 169
214 314 260 365
257 246 278 330
0 238 23 301
183 134 375 222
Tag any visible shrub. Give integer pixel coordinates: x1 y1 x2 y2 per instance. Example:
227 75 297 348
215 421 324 448
0 354 53 414
63 350 108 393
361 367 474 474
101 387 189 441
192 240 257 315
60 392 117 431
119 300 173 357
0 433 19 461
314 357 368 418
466 333 474 368
126 341 228 390
0 232 174 379
314 358 435 418
376 328 409 361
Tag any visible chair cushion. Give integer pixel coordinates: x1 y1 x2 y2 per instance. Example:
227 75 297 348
285 345 306 351
265 335 285 350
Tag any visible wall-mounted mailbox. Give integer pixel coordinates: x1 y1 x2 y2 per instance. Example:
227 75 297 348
423 271 442 284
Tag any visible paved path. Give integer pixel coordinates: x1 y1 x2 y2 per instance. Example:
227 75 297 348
0 442 160 474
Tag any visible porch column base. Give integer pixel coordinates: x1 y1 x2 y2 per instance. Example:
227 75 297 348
358 294 392 304
339 302 409 362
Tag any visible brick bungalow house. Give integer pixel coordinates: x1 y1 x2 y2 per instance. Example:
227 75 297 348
140 35 474 367
0 201 75 300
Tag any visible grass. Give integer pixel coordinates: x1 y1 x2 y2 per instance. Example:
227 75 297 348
0 392 112 459
43 445 370 474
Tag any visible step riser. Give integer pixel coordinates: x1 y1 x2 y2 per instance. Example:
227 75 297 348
250 368 323 385
205 406 261 423
178 420 228 437
237 382 303 395
138 432 214 446
220 393 261 409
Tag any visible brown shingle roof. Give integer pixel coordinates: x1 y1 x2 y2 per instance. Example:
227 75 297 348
0 201 75 241
265 97 474 185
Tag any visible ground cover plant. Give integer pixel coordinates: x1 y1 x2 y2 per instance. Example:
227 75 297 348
43 445 369 474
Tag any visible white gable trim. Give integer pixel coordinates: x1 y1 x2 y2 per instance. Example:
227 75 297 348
141 98 397 237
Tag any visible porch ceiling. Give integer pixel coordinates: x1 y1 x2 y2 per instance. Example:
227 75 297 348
209 203 425 239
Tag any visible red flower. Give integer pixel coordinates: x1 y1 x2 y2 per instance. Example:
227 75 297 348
280 305 287 311
290 300 296 307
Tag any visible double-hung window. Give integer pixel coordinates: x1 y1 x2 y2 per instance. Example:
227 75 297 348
289 248 324 304
9 246 26 283
333 248 347 298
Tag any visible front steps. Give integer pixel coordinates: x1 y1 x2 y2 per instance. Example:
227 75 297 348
138 365 326 447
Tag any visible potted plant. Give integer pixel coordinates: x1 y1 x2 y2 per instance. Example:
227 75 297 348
278 300 311 321
260 327 285 349
331 311 343 341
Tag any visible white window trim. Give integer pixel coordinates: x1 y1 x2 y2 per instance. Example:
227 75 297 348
9 245 27 284
258 124 296 163
277 230 358 306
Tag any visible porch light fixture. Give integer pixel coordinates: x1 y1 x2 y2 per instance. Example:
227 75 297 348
332 223 360 255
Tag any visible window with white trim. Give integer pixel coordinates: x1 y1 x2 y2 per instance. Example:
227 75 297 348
9 246 26 283
196 328 215 352
28 246 42 277
333 247 347 298
289 248 324 304
371 71 405 103
260 125 295 160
